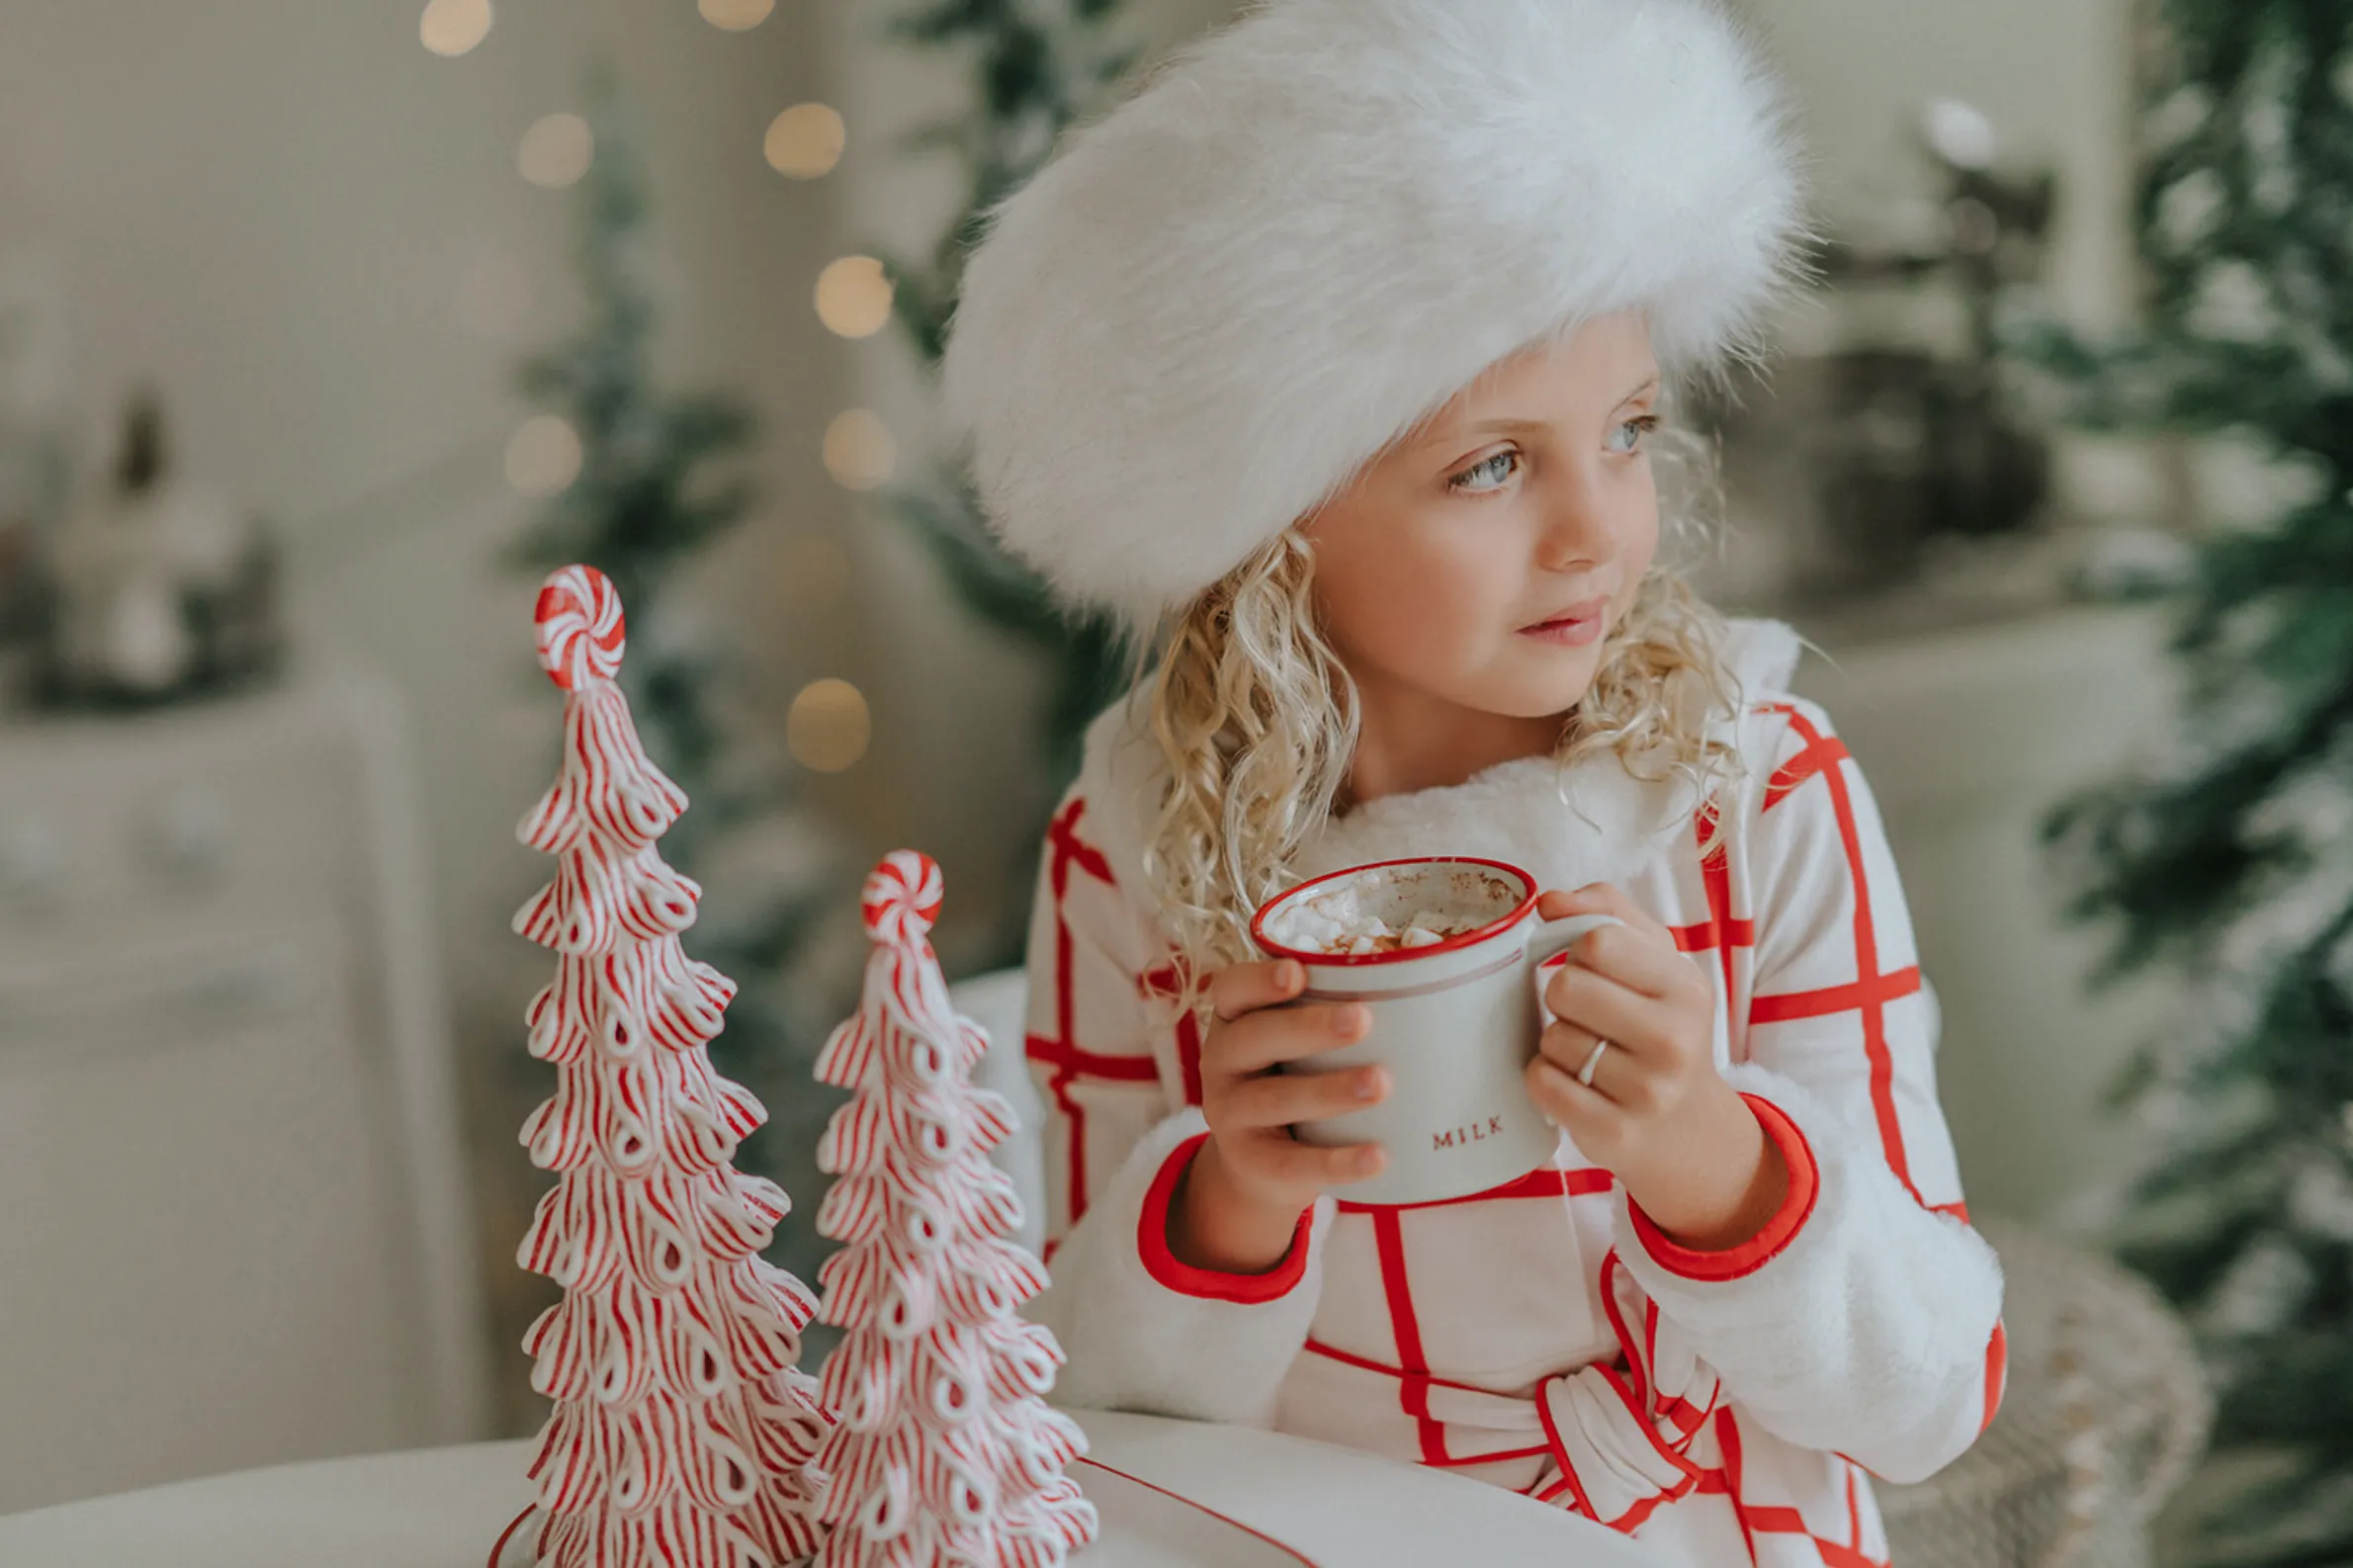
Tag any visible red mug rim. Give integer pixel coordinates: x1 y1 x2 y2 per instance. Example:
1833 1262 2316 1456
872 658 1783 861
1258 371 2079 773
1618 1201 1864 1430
1248 855 1539 967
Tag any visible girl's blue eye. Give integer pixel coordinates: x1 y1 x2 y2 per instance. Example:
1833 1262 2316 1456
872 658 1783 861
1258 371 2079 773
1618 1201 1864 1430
1447 449 1519 493
1609 414 1661 455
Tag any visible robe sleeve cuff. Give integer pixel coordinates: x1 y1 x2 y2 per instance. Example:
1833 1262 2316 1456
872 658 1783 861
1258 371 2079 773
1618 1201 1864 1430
1627 1092 1819 1281
1136 1132 1314 1303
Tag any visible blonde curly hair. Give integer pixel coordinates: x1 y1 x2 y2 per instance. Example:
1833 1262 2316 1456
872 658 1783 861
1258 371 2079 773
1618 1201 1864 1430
1130 402 1746 1017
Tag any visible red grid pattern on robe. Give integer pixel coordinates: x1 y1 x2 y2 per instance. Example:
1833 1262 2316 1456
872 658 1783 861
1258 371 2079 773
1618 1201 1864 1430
1024 796 1155 1230
1525 1251 1716 1533
1139 956 1206 1108
1749 704 2007 1451
1028 701 2007 1557
1710 1408 1889 1567
1511 703 2001 1553
1673 799 1755 1012
1749 705 1924 1204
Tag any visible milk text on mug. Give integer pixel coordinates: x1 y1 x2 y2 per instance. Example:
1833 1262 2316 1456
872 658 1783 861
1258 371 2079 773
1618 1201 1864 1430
1250 857 1618 1205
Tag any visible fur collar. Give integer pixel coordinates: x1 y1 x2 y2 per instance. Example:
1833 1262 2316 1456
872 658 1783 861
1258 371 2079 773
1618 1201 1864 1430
1289 617 1798 892
1086 617 1802 906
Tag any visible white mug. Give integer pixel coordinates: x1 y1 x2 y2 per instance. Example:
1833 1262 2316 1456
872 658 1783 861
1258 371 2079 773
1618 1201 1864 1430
1248 856 1618 1206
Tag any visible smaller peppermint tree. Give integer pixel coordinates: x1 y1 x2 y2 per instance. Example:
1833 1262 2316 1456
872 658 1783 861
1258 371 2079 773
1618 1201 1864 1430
810 851 1097 1568
512 564 830 1568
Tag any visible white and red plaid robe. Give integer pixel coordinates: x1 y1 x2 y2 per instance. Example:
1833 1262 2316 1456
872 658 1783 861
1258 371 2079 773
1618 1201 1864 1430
1020 619 2008 1567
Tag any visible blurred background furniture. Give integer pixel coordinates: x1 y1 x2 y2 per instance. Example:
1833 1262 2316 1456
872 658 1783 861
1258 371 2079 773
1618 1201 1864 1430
1877 1215 2211 1568
0 669 488 1513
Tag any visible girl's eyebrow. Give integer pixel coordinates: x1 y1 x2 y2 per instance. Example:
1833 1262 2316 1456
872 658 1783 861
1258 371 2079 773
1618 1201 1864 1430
1425 376 1663 446
1443 416 1553 441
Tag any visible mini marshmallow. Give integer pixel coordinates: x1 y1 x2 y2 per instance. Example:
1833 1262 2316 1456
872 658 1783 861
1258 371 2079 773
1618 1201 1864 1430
1268 890 1481 955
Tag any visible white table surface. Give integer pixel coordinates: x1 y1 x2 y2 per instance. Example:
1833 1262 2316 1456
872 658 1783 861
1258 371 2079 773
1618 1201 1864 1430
0 1409 1666 1568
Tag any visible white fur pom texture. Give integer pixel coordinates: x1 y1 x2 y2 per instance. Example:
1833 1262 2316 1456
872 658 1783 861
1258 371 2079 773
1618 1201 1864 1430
938 0 1813 639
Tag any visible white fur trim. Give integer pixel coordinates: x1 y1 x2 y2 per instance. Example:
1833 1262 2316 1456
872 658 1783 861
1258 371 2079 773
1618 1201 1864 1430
1287 616 1801 894
1613 1061 2006 1483
1719 615 1804 701
1030 1107 1333 1427
938 0 1812 636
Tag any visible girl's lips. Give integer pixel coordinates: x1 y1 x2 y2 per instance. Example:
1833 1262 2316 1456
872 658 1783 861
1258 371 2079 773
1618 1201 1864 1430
1518 596 1611 647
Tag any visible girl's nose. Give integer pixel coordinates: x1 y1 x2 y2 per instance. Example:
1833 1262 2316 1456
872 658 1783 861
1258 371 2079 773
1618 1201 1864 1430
1534 462 1613 571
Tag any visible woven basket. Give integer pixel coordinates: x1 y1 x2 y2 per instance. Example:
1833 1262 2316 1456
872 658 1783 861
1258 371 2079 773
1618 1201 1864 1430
1875 1215 2212 1568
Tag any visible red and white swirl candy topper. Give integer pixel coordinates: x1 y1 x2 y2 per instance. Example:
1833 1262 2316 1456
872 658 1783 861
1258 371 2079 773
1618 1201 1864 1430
860 849 943 946
535 564 627 691
810 850 1098 1567
506 564 831 1568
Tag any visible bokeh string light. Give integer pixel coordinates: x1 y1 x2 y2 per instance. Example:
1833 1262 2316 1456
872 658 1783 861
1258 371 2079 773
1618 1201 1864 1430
698 0 775 30
419 0 492 56
822 409 895 491
517 113 593 188
474 10 876 777
505 415 583 497
814 256 892 338
765 105 845 179
787 678 871 772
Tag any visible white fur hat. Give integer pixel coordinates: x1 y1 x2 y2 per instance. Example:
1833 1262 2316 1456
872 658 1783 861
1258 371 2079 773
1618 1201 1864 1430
936 0 1811 640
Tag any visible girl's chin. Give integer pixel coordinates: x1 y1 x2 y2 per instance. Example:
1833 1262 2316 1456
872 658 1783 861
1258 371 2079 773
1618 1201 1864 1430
1476 670 1602 722
1509 632 1606 678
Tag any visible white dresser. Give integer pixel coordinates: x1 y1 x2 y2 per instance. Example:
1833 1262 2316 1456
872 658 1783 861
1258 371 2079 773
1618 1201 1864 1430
0 670 489 1514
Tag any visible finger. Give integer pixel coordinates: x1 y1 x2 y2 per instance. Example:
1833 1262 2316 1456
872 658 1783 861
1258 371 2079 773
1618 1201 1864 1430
1562 918 1689 1002
1221 1062 1387 1130
1208 999 1371 1076
1210 957 1307 1023
1536 1020 1637 1105
1534 1016 1606 1078
1543 961 1673 1059
1233 1127 1384 1189
1539 883 1675 950
1525 1054 1625 1140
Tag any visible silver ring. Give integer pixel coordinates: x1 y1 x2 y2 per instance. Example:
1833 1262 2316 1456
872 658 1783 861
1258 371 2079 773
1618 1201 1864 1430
1575 1037 1611 1088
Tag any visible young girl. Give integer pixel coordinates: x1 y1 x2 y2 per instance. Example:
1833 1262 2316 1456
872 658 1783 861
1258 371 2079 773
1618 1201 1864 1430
937 1 2007 1561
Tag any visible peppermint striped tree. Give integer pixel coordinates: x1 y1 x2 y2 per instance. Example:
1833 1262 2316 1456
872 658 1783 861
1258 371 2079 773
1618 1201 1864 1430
810 850 1096 1567
511 564 830 1567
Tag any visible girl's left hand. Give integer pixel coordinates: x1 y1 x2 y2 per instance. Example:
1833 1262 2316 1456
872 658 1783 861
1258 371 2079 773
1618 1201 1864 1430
1525 883 1785 1249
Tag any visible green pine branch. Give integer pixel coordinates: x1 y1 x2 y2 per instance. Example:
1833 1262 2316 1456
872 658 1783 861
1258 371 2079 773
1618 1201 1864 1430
863 0 1151 977
2018 6 2353 1561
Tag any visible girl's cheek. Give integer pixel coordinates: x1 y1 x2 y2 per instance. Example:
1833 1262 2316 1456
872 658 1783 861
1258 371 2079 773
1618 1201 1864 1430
1618 505 1661 589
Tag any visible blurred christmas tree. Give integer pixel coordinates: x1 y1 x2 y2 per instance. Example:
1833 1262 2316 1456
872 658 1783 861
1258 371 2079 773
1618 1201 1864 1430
513 70 851 1295
2024 4 2353 1562
869 0 1149 974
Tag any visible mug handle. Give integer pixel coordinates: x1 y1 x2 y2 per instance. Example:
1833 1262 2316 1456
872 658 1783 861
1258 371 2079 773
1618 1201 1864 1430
1522 914 1622 1023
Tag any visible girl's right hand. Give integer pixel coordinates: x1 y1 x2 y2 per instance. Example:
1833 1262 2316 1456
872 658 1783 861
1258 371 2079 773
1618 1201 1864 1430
1168 957 1389 1273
